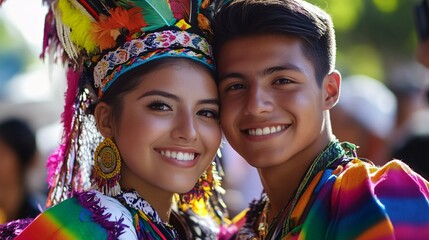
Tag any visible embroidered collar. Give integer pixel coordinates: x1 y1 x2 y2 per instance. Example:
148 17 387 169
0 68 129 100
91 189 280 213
115 190 180 239
118 190 163 224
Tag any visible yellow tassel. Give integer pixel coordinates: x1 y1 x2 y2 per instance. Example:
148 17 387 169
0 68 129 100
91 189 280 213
58 0 98 54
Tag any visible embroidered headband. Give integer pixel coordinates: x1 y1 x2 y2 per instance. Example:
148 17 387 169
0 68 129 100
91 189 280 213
94 27 213 97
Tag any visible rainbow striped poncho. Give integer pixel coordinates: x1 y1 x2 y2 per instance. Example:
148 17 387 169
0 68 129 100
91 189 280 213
221 145 429 239
290 159 429 239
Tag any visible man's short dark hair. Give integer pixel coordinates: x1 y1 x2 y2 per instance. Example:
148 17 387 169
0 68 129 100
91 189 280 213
214 0 336 84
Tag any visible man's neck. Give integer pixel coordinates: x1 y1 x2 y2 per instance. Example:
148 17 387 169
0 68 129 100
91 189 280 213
258 137 332 222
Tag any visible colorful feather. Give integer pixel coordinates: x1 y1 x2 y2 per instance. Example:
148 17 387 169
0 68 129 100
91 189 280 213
76 0 102 20
169 0 190 20
92 7 146 51
62 67 81 138
40 9 55 60
58 0 97 54
129 0 176 31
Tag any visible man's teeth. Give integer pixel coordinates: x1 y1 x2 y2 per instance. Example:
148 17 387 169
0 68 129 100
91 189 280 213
160 150 195 161
248 125 285 136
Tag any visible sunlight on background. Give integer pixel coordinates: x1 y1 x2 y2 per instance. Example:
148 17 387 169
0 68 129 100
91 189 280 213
373 0 398 13
0 0 64 194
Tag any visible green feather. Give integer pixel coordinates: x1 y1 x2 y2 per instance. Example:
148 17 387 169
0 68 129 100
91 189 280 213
130 0 176 30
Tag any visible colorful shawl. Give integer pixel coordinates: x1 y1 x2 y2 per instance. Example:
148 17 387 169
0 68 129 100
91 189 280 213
220 141 429 239
8 189 223 239
14 191 135 240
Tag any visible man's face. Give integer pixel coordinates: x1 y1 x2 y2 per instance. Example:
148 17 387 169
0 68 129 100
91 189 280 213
217 34 335 168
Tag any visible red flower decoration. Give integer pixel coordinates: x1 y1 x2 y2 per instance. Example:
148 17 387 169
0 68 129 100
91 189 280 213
92 7 146 51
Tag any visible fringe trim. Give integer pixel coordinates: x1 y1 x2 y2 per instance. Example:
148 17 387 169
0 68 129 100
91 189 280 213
75 191 126 240
0 218 34 240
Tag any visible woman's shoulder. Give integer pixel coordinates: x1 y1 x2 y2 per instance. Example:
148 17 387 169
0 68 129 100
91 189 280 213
14 190 137 240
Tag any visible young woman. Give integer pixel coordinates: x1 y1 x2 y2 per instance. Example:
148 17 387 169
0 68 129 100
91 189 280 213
0 0 227 239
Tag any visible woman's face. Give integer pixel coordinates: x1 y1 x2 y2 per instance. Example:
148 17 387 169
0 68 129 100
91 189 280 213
110 60 221 196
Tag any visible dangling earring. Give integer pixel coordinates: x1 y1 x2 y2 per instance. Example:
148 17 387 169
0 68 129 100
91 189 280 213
94 137 122 196
178 149 226 216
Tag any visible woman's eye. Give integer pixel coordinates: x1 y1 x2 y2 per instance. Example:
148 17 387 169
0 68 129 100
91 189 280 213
273 78 293 85
198 109 219 120
148 101 172 111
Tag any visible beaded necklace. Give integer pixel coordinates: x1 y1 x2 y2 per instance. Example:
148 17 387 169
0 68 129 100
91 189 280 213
277 140 348 238
237 140 354 240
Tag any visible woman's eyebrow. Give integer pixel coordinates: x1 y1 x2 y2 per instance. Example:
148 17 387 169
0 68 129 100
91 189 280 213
138 90 180 102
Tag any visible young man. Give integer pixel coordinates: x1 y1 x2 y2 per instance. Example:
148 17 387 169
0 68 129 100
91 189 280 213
214 0 429 239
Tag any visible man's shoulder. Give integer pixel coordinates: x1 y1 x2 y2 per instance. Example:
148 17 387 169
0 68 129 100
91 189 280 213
334 158 429 209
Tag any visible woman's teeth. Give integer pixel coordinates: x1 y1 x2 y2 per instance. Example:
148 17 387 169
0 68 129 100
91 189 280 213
160 150 195 161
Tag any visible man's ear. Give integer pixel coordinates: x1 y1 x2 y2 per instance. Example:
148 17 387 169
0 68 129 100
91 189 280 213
322 70 341 110
94 102 114 138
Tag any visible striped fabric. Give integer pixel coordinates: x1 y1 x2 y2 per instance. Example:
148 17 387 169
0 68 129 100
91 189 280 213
286 159 429 239
14 197 108 240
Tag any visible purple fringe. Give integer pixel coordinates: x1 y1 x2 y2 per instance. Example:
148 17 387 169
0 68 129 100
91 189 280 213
75 191 127 240
0 218 34 240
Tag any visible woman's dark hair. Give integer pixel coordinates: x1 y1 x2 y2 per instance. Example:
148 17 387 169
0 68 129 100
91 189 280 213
0 118 36 169
213 0 336 84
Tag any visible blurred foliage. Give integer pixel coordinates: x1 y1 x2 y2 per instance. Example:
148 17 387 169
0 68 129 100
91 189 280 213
309 0 422 81
0 16 34 82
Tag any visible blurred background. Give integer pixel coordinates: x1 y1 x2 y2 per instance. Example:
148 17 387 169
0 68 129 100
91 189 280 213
0 0 65 223
1 0 428 218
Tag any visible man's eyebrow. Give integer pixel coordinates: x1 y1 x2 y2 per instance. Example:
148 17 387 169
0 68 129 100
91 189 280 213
260 64 303 77
218 63 304 83
218 72 245 82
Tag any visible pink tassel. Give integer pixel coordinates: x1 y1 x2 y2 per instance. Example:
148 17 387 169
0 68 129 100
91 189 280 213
46 144 65 187
47 67 79 187
40 10 55 60
62 67 80 138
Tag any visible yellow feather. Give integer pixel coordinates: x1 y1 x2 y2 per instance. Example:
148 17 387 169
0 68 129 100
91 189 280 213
58 0 97 54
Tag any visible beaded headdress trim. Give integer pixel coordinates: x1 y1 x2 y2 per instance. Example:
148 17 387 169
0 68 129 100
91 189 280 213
94 28 213 97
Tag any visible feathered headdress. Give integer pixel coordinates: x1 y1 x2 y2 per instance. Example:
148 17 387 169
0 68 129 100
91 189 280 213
42 0 226 222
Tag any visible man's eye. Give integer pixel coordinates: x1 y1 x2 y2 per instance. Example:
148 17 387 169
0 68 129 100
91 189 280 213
273 78 292 85
226 83 246 91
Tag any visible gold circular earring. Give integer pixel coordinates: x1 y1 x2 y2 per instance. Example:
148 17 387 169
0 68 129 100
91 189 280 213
93 137 122 196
